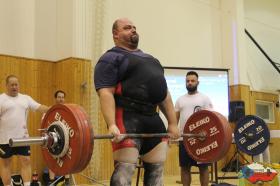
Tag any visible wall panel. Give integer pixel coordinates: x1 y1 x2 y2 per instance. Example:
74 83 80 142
54 57 93 184
227 85 280 165
249 91 280 163
0 55 94 184
217 85 280 171
164 143 180 175
0 55 55 177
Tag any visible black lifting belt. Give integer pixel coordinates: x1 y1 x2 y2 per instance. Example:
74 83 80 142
114 95 157 115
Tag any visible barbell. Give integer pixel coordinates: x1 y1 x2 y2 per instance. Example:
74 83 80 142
8 104 270 175
0 148 5 155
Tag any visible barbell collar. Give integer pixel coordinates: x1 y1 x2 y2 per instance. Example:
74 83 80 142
9 136 48 147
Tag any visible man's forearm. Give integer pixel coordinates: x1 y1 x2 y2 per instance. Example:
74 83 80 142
99 90 116 128
37 105 50 113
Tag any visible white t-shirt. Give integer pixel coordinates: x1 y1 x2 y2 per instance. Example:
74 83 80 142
175 92 213 134
0 93 41 144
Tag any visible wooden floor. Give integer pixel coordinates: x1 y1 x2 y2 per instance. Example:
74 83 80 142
76 172 239 186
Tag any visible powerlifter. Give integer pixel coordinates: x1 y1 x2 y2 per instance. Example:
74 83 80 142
94 18 180 186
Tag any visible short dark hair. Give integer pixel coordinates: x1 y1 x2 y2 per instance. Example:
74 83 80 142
54 90 66 98
6 75 18 84
186 71 198 78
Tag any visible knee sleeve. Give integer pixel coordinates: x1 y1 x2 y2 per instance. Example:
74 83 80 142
110 162 136 186
143 162 164 186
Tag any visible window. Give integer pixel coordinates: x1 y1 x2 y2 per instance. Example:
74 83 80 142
255 100 275 123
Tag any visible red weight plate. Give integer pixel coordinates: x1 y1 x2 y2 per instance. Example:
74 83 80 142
77 112 94 172
214 112 232 160
77 109 94 172
206 111 231 160
183 110 232 163
41 104 85 175
62 104 89 173
67 104 93 172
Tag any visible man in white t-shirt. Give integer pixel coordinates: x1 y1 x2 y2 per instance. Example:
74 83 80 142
0 75 49 186
175 71 213 186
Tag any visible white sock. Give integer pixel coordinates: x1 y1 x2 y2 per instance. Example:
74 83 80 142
24 182 30 186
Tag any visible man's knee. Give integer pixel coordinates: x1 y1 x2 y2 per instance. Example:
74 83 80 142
0 158 12 168
199 166 208 173
19 156 31 167
181 166 191 174
110 161 136 186
143 162 164 186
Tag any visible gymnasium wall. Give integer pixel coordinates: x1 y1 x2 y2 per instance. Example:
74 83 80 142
244 0 280 92
229 85 280 163
0 0 280 184
0 54 54 176
0 0 279 92
0 54 92 184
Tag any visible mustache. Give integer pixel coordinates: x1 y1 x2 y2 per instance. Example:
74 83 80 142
131 34 138 39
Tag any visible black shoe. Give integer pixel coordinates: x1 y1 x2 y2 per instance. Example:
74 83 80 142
175 180 182 184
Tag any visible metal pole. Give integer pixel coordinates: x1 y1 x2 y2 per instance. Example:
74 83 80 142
9 133 206 147
94 133 205 139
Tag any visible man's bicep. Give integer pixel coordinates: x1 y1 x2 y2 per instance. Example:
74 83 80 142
97 87 116 97
26 96 41 111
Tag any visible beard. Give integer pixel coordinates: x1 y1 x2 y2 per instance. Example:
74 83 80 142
129 34 139 49
186 85 197 93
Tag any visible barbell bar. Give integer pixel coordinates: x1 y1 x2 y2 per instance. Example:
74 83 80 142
0 148 5 156
9 132 206 147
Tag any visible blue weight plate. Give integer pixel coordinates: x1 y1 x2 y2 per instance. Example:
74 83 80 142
234 115 270 156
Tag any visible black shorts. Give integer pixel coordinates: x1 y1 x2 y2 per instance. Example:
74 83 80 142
0 144 30 158
179 141 210 168
113 108 167 155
